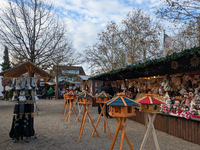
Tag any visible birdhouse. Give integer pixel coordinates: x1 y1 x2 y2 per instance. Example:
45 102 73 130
96 91 112 103
65 91 77 100
78 91 94 105
106 93 138 118
136 92 164 113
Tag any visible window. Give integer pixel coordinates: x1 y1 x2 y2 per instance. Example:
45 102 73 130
62 70 79 74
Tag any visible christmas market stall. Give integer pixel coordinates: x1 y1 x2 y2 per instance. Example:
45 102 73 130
0 61 53 143
89 46 200 145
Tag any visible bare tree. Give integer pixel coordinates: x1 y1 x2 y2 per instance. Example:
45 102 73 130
0 0 73 76
168 24 199 53
118 8 163 63
84 9 163 75
154 0 200 46
84 22 125 75
48 36 83 99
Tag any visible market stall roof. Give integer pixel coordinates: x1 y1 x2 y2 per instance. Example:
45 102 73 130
106 93 138 106
0 61 53 81
89 46 200 81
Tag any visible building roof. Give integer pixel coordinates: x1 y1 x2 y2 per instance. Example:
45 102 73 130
136 94 163 104
106 93 138 106
0 61 53 81
79 75 90 80
59 65 86 75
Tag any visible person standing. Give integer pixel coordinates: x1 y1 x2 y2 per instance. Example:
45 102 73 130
101 82 114 118
42 87 47 99
97 82 105 114
48 87 53 100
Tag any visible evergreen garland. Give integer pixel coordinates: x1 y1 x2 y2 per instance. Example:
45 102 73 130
90 46 200 80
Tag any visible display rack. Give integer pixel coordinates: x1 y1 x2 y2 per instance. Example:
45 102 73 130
9 77 38 143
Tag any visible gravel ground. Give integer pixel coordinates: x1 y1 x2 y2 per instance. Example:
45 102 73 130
0 99 200 150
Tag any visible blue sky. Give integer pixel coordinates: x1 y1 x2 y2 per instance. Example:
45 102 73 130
52 0 161 55
51 0 163 74
0 0 164 74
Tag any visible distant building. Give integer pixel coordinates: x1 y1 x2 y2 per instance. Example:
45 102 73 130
51 65 86 82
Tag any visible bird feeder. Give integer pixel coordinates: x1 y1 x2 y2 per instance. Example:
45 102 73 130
63 91 79 124
77 91 99 142
78 90 93 105
136 92 163 150
92 91 112 139
106 93 138 150
96 91 112 103
107 93 138 118
136 92 163 113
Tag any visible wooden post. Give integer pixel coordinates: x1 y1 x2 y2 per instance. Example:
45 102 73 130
144 112 150 150
140 113 160 150
92 104 112 139
78 104 99 142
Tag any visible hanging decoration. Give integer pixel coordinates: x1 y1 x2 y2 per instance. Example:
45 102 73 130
171 61 178 69
190 57 199 66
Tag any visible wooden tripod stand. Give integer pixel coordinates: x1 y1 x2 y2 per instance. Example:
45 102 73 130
62 99 69 116
78 104 99 142
110 117 133 150
92 103 112 139
140 113 160 150
65 99 79 124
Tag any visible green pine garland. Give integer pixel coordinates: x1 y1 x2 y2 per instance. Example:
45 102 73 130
90 46 200 80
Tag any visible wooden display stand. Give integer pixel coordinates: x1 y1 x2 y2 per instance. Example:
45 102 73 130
78 91 99 142
92 91 112 139
64 91 79 124
136 92 163 150
62 93 69 116
106 93 138 150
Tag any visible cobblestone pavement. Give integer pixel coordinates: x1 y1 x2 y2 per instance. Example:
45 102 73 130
0 99 200 150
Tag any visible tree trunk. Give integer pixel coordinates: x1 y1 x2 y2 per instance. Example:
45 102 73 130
55 76 58 99
55 64 59 99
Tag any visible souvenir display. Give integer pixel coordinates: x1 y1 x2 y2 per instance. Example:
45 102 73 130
109 72 200 121
9 77 38 143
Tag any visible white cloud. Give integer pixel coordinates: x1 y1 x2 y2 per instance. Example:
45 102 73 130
0 0 173 75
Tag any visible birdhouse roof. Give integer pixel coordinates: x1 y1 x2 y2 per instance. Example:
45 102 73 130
66 91 77 96
136 96 163 104
96 91 112 98
78 91 94 98
106 93 138 106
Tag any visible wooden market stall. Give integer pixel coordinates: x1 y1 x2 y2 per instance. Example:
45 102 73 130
89 46 200 145
0 61 54 143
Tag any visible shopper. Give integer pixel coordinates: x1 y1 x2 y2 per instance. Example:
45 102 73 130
101 82 114 118
97 82 105 114
48 87 53 100
42 87 47 99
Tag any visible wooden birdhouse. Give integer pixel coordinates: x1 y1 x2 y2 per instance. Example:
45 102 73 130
78 91 94 105
136 92 163 113
106 93 138 118
96 91 112 103
65 91 77 100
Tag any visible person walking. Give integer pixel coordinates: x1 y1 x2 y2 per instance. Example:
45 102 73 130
42 87 47 99
48 87 53 100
